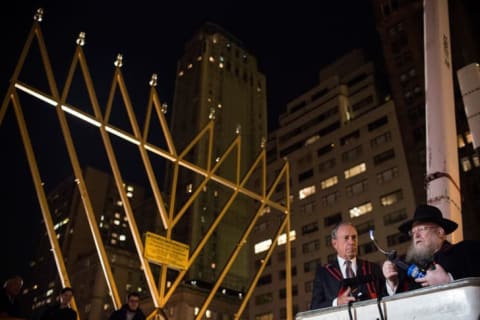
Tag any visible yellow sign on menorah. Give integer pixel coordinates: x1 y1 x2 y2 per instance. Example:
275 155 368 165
144 232 190 270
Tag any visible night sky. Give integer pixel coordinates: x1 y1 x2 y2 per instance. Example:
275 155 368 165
0 1 381 283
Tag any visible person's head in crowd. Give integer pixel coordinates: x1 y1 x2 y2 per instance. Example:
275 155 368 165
3 276 23 298
59 287 74 308
126 292 140 312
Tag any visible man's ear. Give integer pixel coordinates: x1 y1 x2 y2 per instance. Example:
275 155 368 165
437 227 446 237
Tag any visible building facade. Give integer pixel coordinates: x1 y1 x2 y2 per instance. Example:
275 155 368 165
24 167 151 319
248 50 416 319
168 22 267 292
372 0 480 240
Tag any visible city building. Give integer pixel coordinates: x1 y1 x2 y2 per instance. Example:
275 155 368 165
168 22 267 293
248 50 416 319
372 0 480 240
24 167 151 319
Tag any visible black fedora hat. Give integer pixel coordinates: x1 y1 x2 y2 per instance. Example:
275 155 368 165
399 204 458 235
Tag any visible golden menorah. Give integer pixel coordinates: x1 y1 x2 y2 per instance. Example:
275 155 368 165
0 8 292 320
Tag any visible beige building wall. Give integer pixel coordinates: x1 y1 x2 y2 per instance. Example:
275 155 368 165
248 50 415 319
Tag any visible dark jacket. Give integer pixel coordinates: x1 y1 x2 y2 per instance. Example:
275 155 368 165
310 258 384 310
40 304 77 320
108 304 146 320
397 240 480 292
0 291 24 318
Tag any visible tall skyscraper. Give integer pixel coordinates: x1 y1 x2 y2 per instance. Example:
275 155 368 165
168 22 267 291
248 50 416 318
372 0 480 240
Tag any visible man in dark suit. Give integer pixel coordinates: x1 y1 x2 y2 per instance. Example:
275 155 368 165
383 204 480 294
310 222 384 310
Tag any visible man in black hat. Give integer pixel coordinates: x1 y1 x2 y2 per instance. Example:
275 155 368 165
383 204 480 294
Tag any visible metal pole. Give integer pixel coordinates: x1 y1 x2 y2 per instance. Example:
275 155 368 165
423 0 463 241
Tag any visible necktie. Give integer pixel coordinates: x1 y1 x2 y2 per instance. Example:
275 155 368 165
345 260 355 278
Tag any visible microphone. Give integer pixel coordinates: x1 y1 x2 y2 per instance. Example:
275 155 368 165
368 230 426 279
393 259 426 279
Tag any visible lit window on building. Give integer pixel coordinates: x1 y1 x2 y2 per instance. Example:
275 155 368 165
187 63 193 69
465 131 473 144
320 176 338 190
186 183 193 193
473 154 480 167
299 185 316 200
457 134 466 148
305 135 320 146
178 70 184 77
208 56 215 62
127 185 134 192
380 189 403 206
119 234 126 241
114 212 121 219
344 162 366 179
254 239 272 254
277 230 296 245
113 219 120 225
126 191 133 198
349 202 373 218
111 239 117 245
461 157 472 172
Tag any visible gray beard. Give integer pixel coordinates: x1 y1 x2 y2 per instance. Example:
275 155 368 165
405 242 436 269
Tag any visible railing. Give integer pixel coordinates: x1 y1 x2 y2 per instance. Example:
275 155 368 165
296 277 480 320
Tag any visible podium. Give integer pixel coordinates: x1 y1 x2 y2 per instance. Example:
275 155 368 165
296 277 480 320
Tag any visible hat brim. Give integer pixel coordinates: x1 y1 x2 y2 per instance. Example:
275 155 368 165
399 217 458 235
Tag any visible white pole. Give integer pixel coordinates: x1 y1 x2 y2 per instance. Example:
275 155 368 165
457 63 480 151
424 0 463 241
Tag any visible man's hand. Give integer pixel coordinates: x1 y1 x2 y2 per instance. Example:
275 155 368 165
383 260 399 290
337 287 356 305
415 263 452 287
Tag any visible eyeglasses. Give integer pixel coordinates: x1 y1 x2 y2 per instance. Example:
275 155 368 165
408 225 437 237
